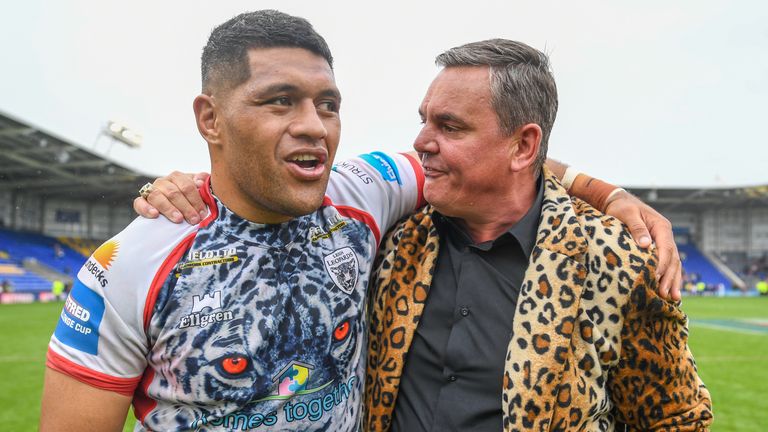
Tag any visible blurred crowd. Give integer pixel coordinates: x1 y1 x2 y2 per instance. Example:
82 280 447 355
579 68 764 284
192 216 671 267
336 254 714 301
743 254 768 295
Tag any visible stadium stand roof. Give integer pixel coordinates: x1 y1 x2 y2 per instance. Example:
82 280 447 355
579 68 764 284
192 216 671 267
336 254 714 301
2 110 766 210
627 184 768 211
0 110 154 201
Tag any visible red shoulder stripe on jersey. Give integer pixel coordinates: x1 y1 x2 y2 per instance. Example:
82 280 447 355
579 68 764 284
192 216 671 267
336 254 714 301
133 179 215 420
322 196 381 246
401 152 426 209
132 369 157 423
142 233 196 329
46 349 141 397
198 176 218 227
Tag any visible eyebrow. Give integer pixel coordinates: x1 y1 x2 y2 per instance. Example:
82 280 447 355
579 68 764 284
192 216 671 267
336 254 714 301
418 108 463 124
436 113 462 124
317 88 342 102
251 83 341 101
250 83 297 97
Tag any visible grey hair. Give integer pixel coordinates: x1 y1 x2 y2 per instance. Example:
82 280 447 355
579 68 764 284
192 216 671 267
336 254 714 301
435 39 558 175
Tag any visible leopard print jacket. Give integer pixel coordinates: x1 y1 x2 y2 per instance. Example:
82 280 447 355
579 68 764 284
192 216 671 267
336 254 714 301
365 169 713 431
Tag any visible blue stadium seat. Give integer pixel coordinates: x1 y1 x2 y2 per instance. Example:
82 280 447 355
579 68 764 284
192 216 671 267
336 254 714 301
679 243 732 290
0 228 89 293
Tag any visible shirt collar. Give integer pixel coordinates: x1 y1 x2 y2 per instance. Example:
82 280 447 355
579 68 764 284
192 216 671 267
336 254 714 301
210 191 310 247
508 175 543 259
435 175 543 259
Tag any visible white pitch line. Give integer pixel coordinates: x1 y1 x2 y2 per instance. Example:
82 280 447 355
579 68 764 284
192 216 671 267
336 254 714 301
689 321 768 336
694 355 767 362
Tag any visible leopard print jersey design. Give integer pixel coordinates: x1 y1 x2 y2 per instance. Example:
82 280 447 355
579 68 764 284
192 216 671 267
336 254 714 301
140 198 374 431
365 169 712 432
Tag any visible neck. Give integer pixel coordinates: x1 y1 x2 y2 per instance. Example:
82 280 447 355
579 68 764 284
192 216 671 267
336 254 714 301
449 174 538 244
210 172 292 224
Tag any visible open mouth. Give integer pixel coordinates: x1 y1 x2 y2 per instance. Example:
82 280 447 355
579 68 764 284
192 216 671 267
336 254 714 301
285 151 328 181
289 154 322 170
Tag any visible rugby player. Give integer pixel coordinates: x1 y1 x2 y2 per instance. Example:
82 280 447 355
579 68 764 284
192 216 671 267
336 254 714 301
43 9 681 432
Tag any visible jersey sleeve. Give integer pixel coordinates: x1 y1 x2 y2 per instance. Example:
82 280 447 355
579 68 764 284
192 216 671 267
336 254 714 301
326 151 424 242
46 216 199 396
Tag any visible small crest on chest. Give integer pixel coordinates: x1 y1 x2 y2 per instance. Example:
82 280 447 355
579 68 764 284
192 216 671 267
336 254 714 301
323 247 359 294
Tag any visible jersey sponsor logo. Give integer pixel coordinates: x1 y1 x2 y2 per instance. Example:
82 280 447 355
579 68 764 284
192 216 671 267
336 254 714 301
53 279 105 355
93 240 119 270
188 357 358 429
332 161 374 184
191 411 277 430
323 247 359 294
179 247 240 270
179 290 234 328
246 361 329 402
189 373 357 429
192 290 222 313
83 240 119 288
309 214 347 242
273 361 318 398
84 260 109 287
280 376 356 423
359 151 402 185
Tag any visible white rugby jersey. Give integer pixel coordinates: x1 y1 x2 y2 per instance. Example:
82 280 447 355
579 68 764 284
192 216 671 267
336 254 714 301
47 152 424 431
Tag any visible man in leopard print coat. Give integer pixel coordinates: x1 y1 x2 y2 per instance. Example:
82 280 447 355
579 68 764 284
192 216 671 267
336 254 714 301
365 39 712 431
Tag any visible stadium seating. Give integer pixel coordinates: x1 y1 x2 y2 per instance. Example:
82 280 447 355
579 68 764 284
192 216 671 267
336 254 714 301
0 227 748 296
58 236 101 259
0 257 53 293
0 228 88 293
679 243 732 291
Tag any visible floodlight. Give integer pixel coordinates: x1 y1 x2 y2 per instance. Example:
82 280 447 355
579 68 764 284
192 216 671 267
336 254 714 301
56 149 70 164
104 121 142 148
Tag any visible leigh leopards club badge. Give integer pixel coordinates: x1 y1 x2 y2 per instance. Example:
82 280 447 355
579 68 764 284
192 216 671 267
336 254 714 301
323 247 359 294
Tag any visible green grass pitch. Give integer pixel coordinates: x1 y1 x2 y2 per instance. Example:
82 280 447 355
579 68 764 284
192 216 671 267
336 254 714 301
1 297 766 431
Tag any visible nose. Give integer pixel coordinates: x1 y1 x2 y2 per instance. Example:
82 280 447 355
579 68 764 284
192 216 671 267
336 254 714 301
413 123 438 156
289 100 327 142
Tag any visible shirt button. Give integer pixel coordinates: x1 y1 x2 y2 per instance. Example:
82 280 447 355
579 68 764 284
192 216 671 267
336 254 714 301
448 375 457 382
460 307 470 317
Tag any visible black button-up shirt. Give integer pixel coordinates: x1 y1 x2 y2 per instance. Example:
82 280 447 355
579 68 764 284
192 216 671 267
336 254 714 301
390 176 543 432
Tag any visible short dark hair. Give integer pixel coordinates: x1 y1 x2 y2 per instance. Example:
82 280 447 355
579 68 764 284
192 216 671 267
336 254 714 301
436 39 558 175
201 10 334 93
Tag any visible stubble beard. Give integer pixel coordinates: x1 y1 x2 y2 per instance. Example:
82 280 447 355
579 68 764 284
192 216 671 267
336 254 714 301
245 173 328 220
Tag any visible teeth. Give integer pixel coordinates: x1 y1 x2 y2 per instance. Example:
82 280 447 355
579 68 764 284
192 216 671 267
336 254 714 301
291 154 319 162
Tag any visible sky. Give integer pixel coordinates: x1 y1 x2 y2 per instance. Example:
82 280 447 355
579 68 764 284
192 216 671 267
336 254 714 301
1 0 766 187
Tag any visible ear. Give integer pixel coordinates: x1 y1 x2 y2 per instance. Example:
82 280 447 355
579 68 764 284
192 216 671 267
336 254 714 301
509 123 542 172
193 94 221 146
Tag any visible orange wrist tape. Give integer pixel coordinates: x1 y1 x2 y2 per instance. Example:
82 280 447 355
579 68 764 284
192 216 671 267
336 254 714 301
569 174 617 212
